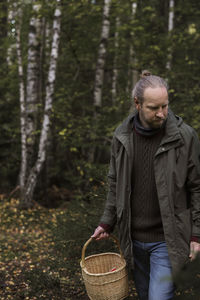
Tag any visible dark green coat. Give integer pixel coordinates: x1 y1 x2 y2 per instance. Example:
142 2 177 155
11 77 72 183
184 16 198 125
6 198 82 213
100 111 200 276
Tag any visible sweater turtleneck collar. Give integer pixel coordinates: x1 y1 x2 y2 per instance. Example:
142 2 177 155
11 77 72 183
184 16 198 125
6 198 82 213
134 112 166 136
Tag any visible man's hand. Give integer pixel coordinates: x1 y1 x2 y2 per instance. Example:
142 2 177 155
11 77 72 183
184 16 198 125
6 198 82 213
91 226 110 240
189 241 200 261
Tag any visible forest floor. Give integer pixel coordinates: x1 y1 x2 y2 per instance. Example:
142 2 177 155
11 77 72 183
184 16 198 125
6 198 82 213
0 192 199 300
0 192 139 300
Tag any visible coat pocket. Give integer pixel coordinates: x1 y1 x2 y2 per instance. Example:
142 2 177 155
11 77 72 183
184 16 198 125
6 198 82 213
175 208 192 248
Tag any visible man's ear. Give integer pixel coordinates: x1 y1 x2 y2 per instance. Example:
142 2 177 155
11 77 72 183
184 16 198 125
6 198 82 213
134 97 140 109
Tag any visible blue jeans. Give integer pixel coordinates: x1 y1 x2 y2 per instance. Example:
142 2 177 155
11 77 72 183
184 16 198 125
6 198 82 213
132 240 175 300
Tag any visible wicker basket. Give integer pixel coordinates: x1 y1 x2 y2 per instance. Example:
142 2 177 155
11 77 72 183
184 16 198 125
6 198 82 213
80 235 129 300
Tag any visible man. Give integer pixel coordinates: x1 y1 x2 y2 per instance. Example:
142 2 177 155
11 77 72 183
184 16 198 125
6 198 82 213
92 71 200 300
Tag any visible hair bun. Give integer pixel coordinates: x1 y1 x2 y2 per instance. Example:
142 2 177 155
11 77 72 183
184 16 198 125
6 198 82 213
140 70 151 78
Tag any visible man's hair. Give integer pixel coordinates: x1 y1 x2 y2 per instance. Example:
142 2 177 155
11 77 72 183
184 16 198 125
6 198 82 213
132 70 168 104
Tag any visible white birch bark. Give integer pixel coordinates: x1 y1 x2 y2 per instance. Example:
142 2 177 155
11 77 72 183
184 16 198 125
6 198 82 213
26 2 42 171
93 0 111 107
38 18 51 104
17 27 27 191
22 4 62 207
15 3 27 193
42 20 53 191
127 2 138 94
166 0 174 70
111 17 120 103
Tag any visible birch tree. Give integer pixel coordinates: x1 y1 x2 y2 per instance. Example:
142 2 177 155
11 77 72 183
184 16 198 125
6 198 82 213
26 2 42 173
14 1 42 200
127 1 138 94
22 3 61 207
15 2 27 194
16 2 62 207
166 0 174 70
93 0 111 108
42 19 53 191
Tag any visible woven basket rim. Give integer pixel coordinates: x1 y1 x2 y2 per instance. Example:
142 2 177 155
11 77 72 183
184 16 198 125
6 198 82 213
80 252 126 277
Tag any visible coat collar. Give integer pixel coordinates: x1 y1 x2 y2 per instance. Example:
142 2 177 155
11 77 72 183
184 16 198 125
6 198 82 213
114 114 134 158
114 109 184 156
159 110 184 149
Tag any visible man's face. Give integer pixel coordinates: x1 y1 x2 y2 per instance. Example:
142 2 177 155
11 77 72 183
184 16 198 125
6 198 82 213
135 87 169 129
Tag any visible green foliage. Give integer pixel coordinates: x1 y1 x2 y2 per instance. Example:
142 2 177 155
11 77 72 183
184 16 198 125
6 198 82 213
1 0 200 197
0 7 21 190
168 0 200 134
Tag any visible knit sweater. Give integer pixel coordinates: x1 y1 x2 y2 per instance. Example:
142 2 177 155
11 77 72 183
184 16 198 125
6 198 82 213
131 126 165 242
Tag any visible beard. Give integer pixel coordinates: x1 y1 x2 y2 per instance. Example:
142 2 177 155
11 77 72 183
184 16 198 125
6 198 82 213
150 118 166 129
139 111 167 129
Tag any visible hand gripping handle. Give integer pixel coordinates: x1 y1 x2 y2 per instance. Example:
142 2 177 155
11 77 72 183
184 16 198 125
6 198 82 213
81 234 124 268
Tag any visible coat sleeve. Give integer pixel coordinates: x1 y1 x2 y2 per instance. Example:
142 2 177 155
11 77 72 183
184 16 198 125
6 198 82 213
186 129 200 238
99 137 117 229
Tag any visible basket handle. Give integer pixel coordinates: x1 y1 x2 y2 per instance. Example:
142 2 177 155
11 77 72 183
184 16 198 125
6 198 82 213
81 234 124 268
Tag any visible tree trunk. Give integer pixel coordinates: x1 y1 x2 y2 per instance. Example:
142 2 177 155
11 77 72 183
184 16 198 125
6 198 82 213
26 2 42 173
21 3 62 207
126 2 138 95
166 0 174 70
15 5 27 197
88 0 111 163
93 0 111 108
41 18 53 198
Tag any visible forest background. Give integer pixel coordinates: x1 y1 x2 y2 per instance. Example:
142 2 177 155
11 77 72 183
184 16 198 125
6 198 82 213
1 0 200 206
0 0 200 299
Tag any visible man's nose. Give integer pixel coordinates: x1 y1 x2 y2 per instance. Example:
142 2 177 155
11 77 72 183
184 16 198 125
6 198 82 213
156 110 164 119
